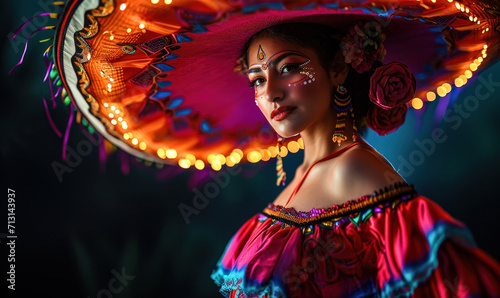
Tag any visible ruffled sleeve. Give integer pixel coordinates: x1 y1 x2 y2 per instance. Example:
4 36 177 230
377 196 500 297
211 185 500 297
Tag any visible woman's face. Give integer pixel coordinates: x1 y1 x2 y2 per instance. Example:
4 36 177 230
247 35 335 138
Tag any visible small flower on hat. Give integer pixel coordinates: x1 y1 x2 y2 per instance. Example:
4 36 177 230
369 61 416 109
340 21 386 73
366 104 408 135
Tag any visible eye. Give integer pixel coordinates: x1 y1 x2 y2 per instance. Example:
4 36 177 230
280 64 299 74
248 78 265 88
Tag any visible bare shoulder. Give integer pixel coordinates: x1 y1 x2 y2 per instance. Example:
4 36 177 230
328 145 406 202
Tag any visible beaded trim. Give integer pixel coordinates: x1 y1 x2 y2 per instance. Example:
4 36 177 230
262 182 416 228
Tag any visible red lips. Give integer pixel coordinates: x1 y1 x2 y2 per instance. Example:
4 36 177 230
271 106 296 120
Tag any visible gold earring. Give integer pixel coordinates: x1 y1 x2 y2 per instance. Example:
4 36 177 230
276 137 286 186
332 85 357 146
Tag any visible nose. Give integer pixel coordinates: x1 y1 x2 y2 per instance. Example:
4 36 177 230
263 75 285 103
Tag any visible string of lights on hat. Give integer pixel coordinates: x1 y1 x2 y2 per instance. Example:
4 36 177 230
39 0 494 171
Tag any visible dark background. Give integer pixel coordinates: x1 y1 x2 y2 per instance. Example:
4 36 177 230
1 1 500 297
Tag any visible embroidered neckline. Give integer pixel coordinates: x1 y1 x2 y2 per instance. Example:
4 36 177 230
262 182 416 228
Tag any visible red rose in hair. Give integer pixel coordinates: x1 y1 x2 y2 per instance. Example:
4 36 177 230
369 62 416 109
366 104 408 135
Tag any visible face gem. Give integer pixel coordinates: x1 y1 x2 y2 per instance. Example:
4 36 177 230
257 44 266 61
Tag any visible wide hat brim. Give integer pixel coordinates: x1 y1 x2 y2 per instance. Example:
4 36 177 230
52 0 500 170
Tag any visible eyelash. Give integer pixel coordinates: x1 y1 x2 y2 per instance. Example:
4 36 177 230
248 78 264 88
279 64 299 74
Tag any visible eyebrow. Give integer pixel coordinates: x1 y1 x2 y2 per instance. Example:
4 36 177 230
267 51 308 67
248 68 262 74
248 51 309 74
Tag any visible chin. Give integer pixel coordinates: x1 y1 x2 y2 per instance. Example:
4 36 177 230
270 122 304 139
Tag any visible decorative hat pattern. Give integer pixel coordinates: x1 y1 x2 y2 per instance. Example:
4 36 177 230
12 0 500 171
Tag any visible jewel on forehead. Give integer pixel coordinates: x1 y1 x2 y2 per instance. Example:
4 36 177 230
257 45 266 61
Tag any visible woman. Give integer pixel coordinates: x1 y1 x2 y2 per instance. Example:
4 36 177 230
210 23 500 297
12 0 500 296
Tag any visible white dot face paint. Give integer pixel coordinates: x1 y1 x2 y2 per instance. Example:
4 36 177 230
288 67 316 87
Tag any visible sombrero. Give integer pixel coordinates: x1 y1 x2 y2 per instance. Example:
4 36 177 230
12 0 500 171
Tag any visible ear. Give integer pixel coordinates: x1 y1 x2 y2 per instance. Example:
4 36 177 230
328 50 349 86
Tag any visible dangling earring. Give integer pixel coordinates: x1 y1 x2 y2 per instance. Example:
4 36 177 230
276 136 286 186
332 85 357 146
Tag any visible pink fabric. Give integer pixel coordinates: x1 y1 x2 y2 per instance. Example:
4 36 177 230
212 195 500 297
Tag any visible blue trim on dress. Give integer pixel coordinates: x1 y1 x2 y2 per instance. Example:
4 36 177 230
380 222 476 297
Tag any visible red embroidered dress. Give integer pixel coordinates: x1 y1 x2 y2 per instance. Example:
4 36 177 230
211 142 500 297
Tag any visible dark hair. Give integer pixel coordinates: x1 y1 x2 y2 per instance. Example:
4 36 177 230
239 23 381 136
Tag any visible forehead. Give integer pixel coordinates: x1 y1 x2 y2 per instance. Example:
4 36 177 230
247 35 312 65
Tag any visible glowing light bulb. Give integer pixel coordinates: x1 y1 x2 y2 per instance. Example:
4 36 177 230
443 83 452 93
247 151 262 163
226 156 236 167
426 92 436 101
211 160 222 171
287 141 300 153
216 154 226 165
186 154 196 165
166 149 177 159
120 3 127 10
195 160 205 170
131 138 138 145
280 146 288 157
233 149 243 158
230 152 241 163
459 75 468 85
411 98 423 109
437 86 447 97
179 159 191 169
139 23 145 29
207 154 216 163
139 142 147 150
298 137 304 149
157 148 166 159
464 70 472 79
268 146 278 158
